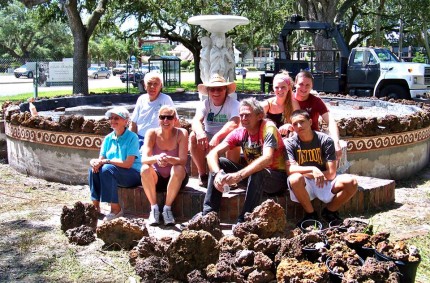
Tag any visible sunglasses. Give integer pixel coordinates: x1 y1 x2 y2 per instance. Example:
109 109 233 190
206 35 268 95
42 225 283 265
108 116 122 121
159 115 175 120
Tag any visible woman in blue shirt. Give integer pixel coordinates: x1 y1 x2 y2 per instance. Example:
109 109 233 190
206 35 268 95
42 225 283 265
88 106 141 221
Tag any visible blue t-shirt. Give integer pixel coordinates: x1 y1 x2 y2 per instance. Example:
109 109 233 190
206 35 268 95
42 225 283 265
100 128 142 172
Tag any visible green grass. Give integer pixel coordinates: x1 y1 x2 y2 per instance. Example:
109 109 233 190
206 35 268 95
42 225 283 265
406 234 430 282
0 78 264 107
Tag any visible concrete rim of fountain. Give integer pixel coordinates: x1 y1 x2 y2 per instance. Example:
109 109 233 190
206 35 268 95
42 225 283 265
3 93 430 182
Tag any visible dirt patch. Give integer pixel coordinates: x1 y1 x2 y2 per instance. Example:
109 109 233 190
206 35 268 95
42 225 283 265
0 163 429 282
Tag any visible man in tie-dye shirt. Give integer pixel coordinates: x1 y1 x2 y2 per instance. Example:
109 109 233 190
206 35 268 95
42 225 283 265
200 97 287 223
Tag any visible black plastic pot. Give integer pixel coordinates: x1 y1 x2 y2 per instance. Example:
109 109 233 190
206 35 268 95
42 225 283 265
326 256 364 283
375 250 420 283
328 219 347 232
302 238 328 262
346 242 375 259
300 219 323 233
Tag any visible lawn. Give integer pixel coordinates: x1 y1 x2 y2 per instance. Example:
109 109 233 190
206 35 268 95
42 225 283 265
0 78 263 107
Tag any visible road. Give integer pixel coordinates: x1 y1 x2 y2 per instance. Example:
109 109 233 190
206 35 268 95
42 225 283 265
0 71 264 97
0 74 130 97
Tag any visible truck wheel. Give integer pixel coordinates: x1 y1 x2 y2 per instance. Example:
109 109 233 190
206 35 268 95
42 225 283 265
27 72 33 79
380 85 409 100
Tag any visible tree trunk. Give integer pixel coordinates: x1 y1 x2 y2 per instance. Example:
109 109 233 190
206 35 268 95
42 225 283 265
299 0 339 72
421 28 430 61
72 32 89 95
193 52 202 85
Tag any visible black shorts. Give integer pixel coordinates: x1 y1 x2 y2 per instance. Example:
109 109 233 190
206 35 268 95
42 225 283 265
155 170 189 192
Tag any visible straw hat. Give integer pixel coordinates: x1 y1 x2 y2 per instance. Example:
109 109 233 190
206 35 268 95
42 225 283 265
198 73 236 95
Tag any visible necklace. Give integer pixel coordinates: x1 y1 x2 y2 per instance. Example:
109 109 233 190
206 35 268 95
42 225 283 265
207 97 226 122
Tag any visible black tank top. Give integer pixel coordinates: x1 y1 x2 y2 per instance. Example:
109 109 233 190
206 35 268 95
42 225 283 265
266 100 284 128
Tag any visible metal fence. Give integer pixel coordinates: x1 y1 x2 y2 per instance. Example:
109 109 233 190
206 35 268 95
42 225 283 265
0 57 146 98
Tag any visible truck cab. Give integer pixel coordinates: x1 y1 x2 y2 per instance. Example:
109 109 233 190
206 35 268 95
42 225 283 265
348 47 430 99
265 15 430 100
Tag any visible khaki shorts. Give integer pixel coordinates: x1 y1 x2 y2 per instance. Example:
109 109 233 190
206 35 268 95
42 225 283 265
288 176 338 204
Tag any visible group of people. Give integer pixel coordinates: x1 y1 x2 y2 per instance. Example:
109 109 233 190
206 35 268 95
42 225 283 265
89 71 357 228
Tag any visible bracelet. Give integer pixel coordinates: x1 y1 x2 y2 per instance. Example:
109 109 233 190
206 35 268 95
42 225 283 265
105 159 110 164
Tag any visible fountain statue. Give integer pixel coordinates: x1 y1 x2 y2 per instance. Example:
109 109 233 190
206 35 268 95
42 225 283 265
188 15 249 98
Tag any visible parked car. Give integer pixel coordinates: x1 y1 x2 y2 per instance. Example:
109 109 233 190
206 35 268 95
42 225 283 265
112 64 134 76
14 62 37 78
120 72 144 87
87 66 110 79
140 65 160 74
235 67 247 75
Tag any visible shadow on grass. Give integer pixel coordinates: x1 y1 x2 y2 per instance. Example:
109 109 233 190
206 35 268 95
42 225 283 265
0 219 56 282
395 163 430 189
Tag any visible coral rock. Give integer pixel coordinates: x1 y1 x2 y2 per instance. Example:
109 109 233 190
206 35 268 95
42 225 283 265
129 236 169 266
183 211 223 240
167 230 219 281
276 257 329 282
234 199 287 239
93 119 111 135
60 201 98 232
96 217 148 250
65 225 96 245
134 255 169 282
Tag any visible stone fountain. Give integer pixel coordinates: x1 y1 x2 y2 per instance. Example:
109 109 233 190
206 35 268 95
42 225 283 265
188 15 249 100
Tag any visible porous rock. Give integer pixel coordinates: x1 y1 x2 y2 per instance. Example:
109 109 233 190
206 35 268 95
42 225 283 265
167 230 219 281
81 119 95 133
70 115 85 132
187 269 211 283
129 236 169 266
134 255 169 282
65 224 96 245
93 119 111 135
60 201 98 232
343 257 400 282
183 211 223 240
276 257 329 282
96 217 148 250
233 199 287 239
58 115 74 132
247 269 275 283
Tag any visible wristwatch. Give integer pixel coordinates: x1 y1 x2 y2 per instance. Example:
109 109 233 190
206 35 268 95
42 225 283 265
105 159 111 164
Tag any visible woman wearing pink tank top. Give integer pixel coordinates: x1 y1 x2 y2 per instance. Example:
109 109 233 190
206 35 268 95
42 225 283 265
140 105 189 226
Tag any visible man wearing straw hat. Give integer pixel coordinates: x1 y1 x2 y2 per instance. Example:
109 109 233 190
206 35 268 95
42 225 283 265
190 73 241 187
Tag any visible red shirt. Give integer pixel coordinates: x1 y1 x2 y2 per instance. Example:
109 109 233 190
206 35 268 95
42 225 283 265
295 94 328 131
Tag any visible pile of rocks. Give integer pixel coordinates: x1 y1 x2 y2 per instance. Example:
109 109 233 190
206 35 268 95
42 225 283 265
60 199 420 282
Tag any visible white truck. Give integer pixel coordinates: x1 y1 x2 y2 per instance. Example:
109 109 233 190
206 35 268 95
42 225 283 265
268 16 430 99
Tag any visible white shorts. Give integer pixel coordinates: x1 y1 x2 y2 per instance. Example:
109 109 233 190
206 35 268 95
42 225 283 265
288 176 338 204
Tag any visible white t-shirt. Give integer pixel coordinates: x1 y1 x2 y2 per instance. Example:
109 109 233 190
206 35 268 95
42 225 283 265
131 93 174 137
195 95 240 136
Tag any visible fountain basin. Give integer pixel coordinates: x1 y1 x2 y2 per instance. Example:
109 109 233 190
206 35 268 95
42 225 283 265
4 93 430 184
188 15 249 34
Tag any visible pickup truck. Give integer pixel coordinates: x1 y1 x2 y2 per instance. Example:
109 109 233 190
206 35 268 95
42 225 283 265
264 16 430 100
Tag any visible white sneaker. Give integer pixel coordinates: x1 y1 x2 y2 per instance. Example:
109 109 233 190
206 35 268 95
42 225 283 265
162 210 175 226
103 208 123 221
148 209 160 226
